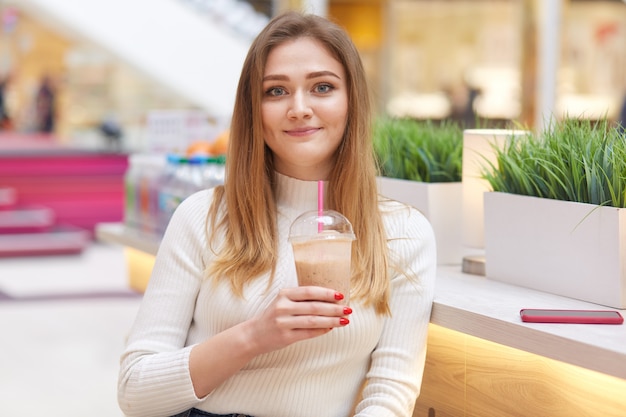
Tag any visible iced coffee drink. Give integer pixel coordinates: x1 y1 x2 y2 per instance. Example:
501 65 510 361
289 210 355 304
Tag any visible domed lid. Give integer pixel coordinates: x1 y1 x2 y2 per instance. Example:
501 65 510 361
288 209 355 243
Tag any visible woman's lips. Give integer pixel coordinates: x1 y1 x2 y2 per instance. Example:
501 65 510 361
285 127 320 137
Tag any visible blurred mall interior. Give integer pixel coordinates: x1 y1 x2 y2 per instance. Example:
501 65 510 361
1 0 625 149
1 0 625 416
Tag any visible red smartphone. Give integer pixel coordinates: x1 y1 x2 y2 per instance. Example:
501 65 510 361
520 308 624 324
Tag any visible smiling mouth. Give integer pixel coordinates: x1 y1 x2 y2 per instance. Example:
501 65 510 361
285 127 320 137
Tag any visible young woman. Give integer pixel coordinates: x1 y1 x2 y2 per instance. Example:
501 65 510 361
118 11 436 417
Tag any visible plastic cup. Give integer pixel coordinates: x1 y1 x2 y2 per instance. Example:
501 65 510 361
288 210 356 304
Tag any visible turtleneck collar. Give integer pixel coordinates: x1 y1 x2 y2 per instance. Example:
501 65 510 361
275 172 324 215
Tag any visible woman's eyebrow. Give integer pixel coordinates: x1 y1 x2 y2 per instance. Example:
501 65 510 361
263 70 341 82
263 74 288 82
307 70 341 80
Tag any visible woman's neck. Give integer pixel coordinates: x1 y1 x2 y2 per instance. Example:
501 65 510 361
275 172 323 214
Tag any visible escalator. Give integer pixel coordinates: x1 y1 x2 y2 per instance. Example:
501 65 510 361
13 0 269 119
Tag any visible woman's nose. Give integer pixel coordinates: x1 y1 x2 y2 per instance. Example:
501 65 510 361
287 91 312 119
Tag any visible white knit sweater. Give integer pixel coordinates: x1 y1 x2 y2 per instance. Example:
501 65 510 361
118 173 436 417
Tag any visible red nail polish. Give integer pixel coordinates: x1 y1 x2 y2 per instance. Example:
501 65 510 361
334 292 344 300
343 307 352 315
339 317 350 325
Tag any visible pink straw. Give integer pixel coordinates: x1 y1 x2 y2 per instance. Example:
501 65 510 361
317 180 324 233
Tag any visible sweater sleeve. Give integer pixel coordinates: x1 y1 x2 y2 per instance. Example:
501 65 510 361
118 191 212 417
354 204 437 417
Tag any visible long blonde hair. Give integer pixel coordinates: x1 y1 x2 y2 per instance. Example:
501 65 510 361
207 11 390 314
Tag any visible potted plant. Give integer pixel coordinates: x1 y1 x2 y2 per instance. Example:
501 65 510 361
373 117 466 264
481 118 626 308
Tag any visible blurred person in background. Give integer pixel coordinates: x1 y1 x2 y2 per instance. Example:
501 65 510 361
34 75 56 134
99 112 123 151
0 72 12 130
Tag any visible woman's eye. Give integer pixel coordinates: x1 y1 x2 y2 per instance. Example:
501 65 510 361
265 87 286 97
314 83 334 94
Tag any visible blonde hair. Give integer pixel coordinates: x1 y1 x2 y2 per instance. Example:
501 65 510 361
207 11 390 314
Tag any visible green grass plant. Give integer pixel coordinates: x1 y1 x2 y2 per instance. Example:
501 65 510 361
373 117 463 183
483 118 626 208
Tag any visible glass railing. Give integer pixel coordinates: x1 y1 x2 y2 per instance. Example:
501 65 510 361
178 0 270 40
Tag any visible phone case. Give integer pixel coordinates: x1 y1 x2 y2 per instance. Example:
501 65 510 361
520 309 624 324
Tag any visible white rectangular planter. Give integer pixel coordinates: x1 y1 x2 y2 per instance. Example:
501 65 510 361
377 177 472 265
484 192 626 309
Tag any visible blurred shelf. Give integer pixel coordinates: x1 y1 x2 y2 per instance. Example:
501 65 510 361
95 222 160 256
0 224 91 257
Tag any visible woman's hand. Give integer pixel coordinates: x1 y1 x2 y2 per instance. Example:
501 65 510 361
190 286 351 397
247 286 352 355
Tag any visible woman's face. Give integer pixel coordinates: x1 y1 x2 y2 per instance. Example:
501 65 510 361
261 37 348 180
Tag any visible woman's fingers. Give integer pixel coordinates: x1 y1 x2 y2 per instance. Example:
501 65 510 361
282 285 345 303
270 289 351 334
275 309 351 329
248 286 352 353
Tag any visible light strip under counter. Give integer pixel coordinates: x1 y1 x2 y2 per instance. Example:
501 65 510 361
433 265 626 380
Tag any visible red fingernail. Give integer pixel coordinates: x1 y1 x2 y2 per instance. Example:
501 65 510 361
334 292 344 300
343 307 352 315
339 317 350 325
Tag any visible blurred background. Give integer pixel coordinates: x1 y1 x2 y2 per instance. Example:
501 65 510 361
1 0 624 151
0 0 625 416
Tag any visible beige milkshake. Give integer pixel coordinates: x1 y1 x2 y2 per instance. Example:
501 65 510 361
289 210 355 305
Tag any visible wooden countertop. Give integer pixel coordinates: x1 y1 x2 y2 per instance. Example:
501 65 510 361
433 265 626 380
95 222 626 380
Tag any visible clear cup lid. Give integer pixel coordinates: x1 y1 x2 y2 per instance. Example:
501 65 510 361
288 209 356 242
